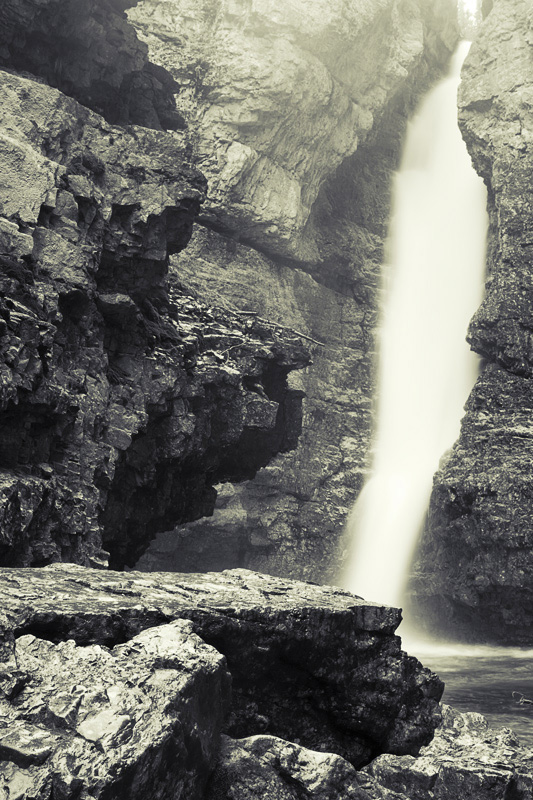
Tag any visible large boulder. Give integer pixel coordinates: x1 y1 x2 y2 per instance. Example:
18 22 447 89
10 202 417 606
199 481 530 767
363 705 533 800
0 564 443 769
205 707 533 800
0 620 231 799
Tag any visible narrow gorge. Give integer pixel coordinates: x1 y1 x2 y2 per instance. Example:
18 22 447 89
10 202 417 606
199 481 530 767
1 0 533 798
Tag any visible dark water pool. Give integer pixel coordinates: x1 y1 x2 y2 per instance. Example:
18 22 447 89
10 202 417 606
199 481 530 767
404 639 533 748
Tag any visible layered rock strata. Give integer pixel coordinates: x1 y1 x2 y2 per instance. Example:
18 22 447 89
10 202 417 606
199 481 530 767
410 0 533 643
128 0 459 581
0 563 443 781
0 66 309 570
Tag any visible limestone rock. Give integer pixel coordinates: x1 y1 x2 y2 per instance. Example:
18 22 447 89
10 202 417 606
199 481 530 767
363 705 533 800
0 619 230 799
0 0 182 129
128 0 458 259
411 0 533 643
0 563 444 769
204 735 370 800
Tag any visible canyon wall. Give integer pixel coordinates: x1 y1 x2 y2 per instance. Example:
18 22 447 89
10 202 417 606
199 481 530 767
129 0 459 581
411 0 533 644
0 0 310 570
0 0 459 578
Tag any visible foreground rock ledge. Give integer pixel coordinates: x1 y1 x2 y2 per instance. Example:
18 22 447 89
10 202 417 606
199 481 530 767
0 565 442 772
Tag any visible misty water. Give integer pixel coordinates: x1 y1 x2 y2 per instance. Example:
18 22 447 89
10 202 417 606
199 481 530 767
342 43 533 748
343 41 487 607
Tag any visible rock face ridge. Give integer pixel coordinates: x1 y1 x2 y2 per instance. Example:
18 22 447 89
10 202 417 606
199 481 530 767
0 8 309 570
410 0 533 644
0 564 444 794
128 0 459 581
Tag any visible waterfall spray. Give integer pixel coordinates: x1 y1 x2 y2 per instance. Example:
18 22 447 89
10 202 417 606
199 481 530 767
342 42 487 608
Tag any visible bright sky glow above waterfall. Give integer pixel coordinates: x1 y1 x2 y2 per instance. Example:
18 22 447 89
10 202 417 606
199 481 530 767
342 42 488 609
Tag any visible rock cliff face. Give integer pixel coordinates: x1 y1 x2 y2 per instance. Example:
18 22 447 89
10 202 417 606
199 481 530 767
0 1 309 571
410 0 533 644
128 0 459 581
0 564 444 795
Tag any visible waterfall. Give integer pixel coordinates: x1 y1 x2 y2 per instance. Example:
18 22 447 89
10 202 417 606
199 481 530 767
342 42 487 608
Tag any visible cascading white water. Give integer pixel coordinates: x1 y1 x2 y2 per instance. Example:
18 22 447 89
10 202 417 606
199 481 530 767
342 42 487 608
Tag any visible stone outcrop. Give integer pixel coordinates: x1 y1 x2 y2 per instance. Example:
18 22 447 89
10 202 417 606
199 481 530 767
0 564 444 774
206 707 533 800
410 0 533 643
205 734 366 800
363 705 533 800
128 0 459 582
0 64 309 570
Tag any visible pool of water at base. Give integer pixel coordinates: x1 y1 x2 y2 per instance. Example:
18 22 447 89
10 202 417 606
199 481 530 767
404 639 533 749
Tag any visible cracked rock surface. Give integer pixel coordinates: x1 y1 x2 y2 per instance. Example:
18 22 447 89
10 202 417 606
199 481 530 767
0 66 308 570
206 707 533 800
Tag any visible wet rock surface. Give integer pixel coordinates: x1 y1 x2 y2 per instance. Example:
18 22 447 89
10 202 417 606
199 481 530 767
205 735 367 800
362 705 533 800
411 0 533 643
206 707 533 800
0 564 443 770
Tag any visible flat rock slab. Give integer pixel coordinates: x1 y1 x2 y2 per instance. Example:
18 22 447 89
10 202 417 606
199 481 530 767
0 619 230 800
0 565 443 768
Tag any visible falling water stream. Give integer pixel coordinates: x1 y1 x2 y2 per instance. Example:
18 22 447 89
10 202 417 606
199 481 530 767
342 41 487 608
341 43 533 746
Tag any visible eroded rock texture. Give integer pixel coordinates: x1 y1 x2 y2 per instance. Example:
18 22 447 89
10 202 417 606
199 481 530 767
129 0 459 581
0 564 443 773
410 0 533 643
206 707 533 800
0 64 309 570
